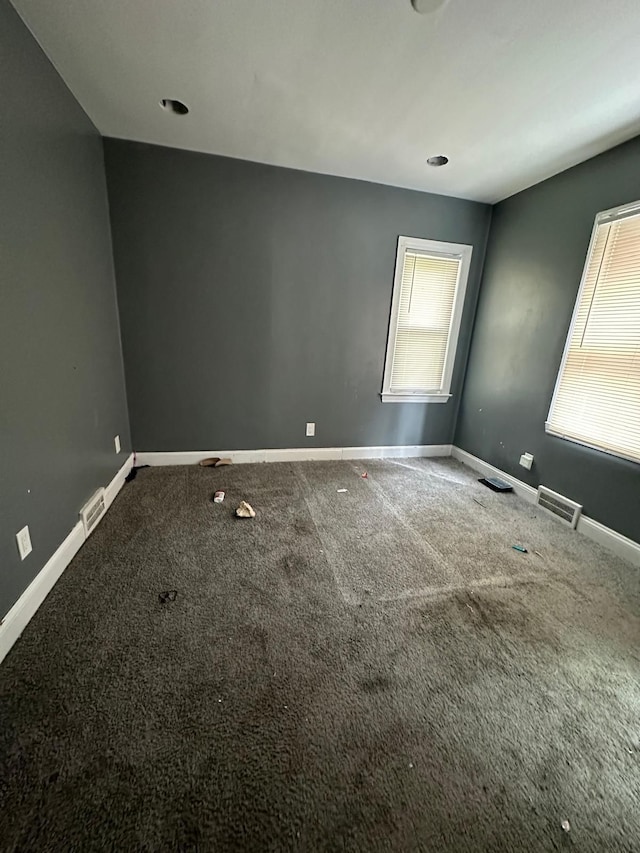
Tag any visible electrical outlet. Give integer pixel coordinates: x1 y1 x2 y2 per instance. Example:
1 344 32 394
306 422 315 437
16 525 32 560
519 452 534 470
114 435 121 453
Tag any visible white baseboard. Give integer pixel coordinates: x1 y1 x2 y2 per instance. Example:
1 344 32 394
451 446 538 502
135 444 452 466
343 444 452 460
451 446 640 567
0 521 86 667
577 515 640 567
0 452 134 666
104 452 135 510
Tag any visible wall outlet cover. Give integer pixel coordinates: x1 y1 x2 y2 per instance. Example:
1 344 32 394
16 525 33 560
306 422 315 437
114 435 121 453
519 452 534 470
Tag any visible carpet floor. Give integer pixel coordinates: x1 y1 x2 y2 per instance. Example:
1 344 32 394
0 457 639 852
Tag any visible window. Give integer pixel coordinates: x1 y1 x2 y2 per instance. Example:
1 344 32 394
546 201 640 464
381 236 472 403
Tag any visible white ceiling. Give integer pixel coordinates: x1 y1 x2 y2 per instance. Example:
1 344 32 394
12 0 640 203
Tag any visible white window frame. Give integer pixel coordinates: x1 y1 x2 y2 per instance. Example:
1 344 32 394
381 235 473 403
545 199 640 464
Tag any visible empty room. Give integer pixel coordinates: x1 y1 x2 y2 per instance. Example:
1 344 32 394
1 0 639 850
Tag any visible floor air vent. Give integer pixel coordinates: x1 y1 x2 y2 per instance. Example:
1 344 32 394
80 488 106 537
536 485 582 529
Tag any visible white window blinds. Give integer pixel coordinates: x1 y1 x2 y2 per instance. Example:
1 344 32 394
382 237 472 403
546 206 640 463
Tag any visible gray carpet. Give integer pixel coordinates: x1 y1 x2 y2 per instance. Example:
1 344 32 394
1 457 639 852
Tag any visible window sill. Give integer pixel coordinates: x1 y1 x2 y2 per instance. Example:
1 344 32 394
381 393 451 404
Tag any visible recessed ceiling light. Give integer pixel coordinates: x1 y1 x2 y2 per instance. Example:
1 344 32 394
160 98 189 115
427 155 449 167
411 0 449 13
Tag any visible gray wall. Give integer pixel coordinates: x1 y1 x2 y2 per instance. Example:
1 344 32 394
0 0 131 618
104 139 491 452
456 136 640 541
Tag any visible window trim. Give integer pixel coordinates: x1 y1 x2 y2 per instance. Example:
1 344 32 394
381 235 473 404
545 199 640 464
